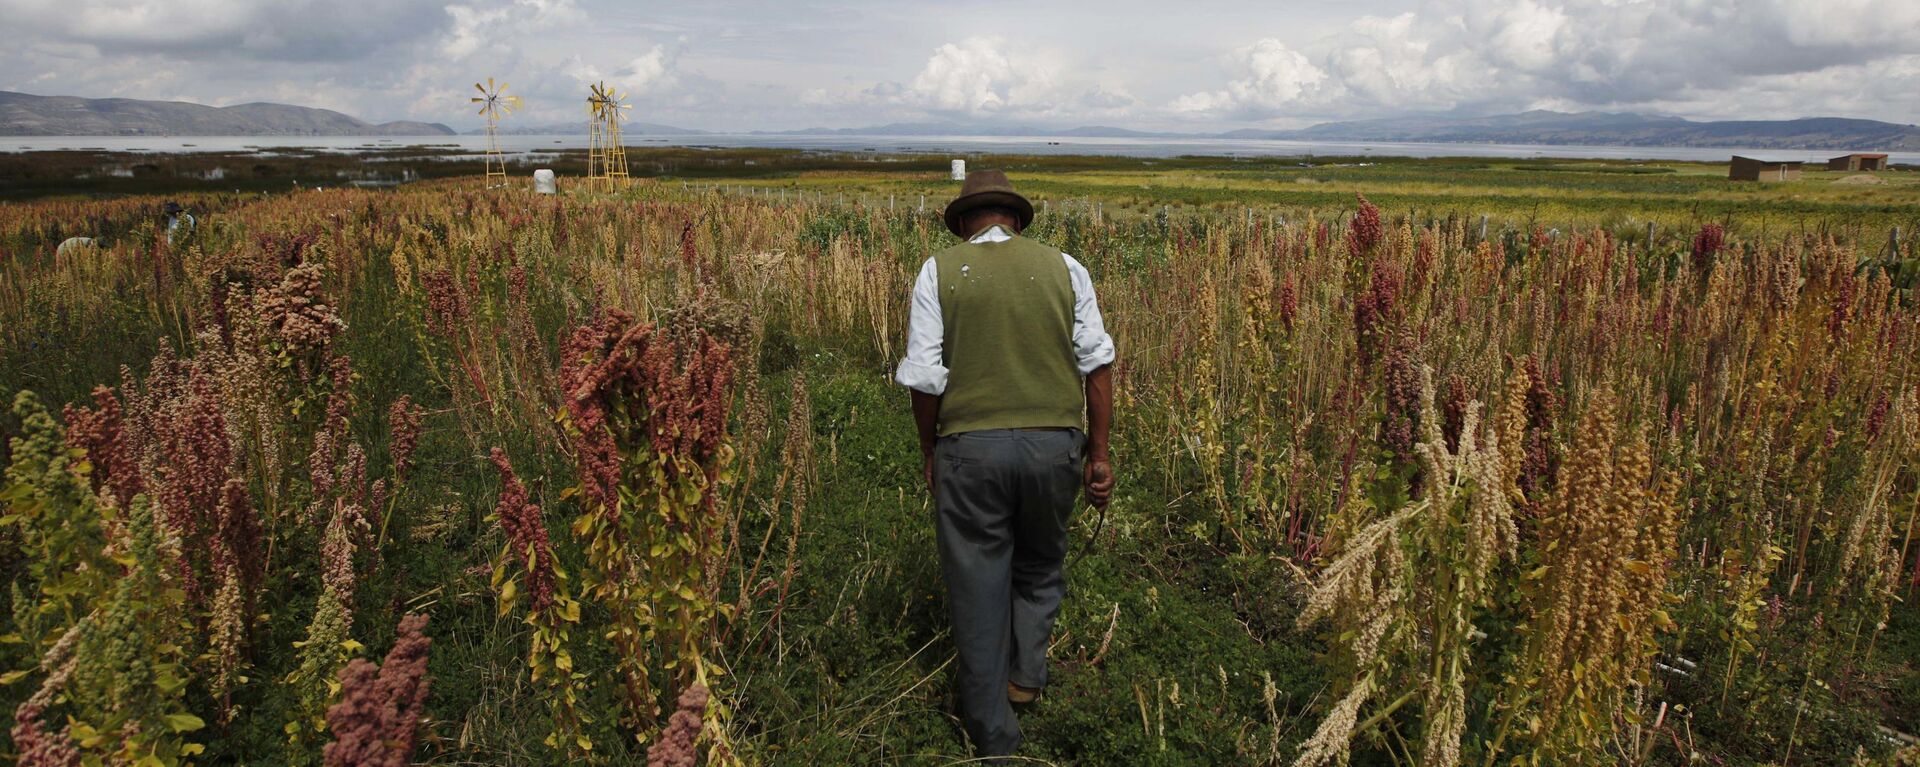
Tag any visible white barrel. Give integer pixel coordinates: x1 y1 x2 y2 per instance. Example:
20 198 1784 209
56 237 98 258
951 159 966 181
533 169 557 194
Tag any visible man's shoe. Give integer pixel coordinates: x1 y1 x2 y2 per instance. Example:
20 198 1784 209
1007 682 1041 705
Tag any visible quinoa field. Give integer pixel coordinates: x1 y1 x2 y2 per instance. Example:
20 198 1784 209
2 150 1919 765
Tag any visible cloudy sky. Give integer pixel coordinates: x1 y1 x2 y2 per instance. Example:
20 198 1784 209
4 0 1918 132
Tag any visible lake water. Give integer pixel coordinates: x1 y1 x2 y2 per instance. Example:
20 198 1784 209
6 133 1914 165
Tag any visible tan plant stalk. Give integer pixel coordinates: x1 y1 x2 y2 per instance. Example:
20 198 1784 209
1293 366 1515 767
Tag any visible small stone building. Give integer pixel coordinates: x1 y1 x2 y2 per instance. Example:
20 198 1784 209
1826 153 1888 171
1729 156 1804 182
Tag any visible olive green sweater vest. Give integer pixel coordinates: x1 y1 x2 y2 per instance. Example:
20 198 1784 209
934 233 1084 436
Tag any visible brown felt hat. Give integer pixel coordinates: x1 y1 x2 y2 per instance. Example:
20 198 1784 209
943 169 1034 238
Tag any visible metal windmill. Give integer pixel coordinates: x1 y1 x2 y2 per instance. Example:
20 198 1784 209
585 81 631 193
470 77 521 185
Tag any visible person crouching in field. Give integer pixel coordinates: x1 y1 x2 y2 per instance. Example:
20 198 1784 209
895 169 1117 759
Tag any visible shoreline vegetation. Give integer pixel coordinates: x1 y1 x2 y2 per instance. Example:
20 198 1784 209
5 146 1919 229
1 153 1917 764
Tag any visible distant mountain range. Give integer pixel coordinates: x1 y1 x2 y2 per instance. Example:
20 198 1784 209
776 111 1920 151
463 121 705 136
1224 110 1920 150
0 91 453 136
763 122 1174 139
4 91 1915 151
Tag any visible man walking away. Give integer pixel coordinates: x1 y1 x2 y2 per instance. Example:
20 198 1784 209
894 170 1116 759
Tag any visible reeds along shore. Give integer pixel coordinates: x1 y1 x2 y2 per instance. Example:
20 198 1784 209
0 179 1915 763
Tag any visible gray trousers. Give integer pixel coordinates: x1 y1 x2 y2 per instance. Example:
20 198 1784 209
933 428 1083 757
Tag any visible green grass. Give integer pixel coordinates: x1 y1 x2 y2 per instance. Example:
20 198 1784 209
719 363 1324 764
11 146 1917 234
2 153 1916 765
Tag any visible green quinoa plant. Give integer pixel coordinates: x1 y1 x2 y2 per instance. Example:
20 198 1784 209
4 392 203 764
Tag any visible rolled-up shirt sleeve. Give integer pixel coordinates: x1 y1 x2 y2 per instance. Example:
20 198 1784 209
894 258 950 395
1063 253 1116 374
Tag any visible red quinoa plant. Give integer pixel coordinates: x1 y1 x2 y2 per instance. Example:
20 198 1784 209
322 613 433 767
557 306 736 736
488 447 593 755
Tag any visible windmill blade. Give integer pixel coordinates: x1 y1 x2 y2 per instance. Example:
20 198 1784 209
488 76 496 92
507 95 523 108
475 82 488 95
471 96 485 103
498 82 510 95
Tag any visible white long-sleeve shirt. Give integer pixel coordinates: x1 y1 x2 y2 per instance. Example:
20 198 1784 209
893 225 1116 395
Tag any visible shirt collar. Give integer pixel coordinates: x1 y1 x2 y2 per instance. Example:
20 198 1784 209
968 224 1014 244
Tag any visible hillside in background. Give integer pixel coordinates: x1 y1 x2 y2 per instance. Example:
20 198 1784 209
466 121 706 136
766 121 1179 138
0 91 453 136
791 111 1920 151
5 89 1915 151
1233 110 1920 150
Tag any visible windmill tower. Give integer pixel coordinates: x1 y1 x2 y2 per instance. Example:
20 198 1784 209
470 78 521 186
585 82 631 193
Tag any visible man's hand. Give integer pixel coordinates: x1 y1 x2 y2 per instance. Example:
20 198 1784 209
912 390 941 497
1083 454 1114 509
1083 364 1115 509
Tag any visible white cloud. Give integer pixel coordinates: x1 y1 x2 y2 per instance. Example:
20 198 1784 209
843 36 1141 123
905 37 1043 115
3 0 1919 132
1173 39 1328 115
1077 84 1139 111
613 46 676 95
1481 0 1565 72
440 4 511 60
440 0 584 61
1175 0 1920 123
2 0 452 62
559 44 683 125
